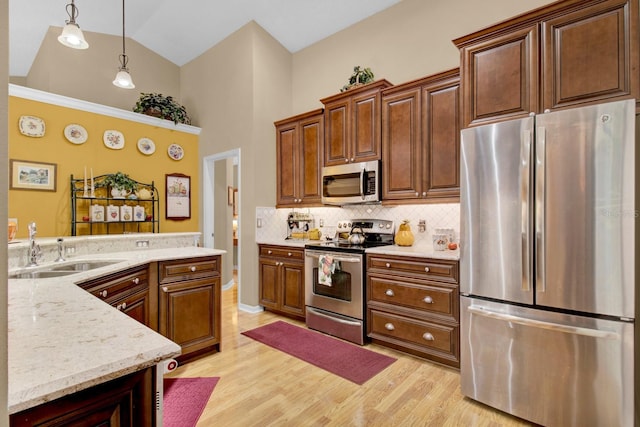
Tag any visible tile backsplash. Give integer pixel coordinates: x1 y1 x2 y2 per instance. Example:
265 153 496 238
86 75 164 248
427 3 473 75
256 203 460 245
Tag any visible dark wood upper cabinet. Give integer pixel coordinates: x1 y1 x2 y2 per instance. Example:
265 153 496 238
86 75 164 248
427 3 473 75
454 0 638 127
382 69 460 204
541 0 638 111
275 109 324 207
321 80 393 166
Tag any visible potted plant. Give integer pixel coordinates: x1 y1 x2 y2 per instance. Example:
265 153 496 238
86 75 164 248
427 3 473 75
98 172 138 198
133 93 192 125
341 66 375 92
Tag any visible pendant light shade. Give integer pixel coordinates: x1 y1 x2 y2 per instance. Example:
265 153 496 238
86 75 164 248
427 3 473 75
113 0 135 89
58 0 89 49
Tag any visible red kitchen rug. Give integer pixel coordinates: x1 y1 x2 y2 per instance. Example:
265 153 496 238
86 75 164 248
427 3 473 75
163 377 219 427
242 321 396 384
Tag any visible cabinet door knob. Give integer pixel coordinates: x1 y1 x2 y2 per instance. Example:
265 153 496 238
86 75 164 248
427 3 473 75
287 252 292 257
422 332 435 341
190 266 197 272
100 290 108 298
350 158 355 162
385 263 391 268
415 192 419 197
384 323 395 331
423 296 433 304
424 267 430 272
116 304 122 310
267 250 272 254
422 192 426 197
385 289 395 297
132 277 139 285
162 286 168 293
121 302 127 310
344 159 349 163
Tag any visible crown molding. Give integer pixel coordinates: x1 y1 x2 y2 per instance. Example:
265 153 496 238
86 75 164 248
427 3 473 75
8 84 201 135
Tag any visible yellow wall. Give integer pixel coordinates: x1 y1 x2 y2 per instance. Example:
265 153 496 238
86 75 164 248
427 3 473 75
8 96 199 238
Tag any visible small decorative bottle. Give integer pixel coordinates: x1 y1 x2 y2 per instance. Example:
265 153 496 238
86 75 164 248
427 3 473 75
394 219 415 246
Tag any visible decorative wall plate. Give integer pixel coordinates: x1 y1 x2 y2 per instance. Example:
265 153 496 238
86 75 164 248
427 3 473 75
103 130 125 149
137 137 156 155
168 143 184 160
19 115 45 137
64 124 88 144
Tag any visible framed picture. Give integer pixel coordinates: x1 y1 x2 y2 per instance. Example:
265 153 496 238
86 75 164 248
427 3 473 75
10 159 57 191
228 186 234 206
166 173 191 220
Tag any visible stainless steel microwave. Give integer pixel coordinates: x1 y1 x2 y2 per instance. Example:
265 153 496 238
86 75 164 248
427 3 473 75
321 160 381 206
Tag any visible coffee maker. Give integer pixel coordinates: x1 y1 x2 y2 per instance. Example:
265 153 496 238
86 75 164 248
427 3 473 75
286 212 315 240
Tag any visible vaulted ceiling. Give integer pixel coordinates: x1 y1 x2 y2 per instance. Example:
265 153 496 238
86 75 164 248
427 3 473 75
9 0 401 76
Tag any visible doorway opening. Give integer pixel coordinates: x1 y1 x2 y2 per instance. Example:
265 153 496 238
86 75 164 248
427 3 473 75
203 149 241 300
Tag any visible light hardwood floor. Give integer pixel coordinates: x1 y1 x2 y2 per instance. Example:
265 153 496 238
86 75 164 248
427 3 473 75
166 278 536 427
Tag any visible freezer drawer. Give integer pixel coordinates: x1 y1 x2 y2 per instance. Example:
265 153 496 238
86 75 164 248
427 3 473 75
460 297 634 427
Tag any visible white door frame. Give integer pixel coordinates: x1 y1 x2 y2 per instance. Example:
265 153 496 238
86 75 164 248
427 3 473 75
202 148 240 289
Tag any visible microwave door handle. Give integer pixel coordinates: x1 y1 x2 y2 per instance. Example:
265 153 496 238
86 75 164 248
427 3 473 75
360 168 365 200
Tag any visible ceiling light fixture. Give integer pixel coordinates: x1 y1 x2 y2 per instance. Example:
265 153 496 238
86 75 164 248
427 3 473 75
57 0 89 49
113 0 135 89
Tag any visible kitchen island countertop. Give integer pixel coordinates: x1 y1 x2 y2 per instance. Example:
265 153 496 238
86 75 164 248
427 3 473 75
8 246 224 414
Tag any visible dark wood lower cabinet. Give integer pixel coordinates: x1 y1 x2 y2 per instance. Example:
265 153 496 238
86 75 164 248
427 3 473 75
158 256 222 363
367 255 460 368
10 367 156 427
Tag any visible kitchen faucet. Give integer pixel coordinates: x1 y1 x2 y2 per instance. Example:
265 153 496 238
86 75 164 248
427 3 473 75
26 222 42 267
55 237 66 263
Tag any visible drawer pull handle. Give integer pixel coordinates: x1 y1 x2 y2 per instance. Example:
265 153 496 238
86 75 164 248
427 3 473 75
423 296 433 304
385 263 391 268
424 267 430 272
162 286 168 293
384 323 395 331
385 289 395 297
190 266 197 272
132 277 139 285
423 332 434 341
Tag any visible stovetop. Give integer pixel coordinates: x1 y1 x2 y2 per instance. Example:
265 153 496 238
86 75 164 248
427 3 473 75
305 218 394 253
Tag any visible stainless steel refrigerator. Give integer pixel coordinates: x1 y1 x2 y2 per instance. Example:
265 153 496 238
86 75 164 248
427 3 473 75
460 99 637 427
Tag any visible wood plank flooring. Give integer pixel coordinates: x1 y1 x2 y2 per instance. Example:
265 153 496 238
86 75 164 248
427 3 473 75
166 279 536 426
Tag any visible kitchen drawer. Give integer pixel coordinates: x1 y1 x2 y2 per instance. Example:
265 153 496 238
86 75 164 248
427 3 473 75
259 245 304 261
369 275 457 319
368 309 459 367
78 266 148 304
367 255 458 283
159 256 219 284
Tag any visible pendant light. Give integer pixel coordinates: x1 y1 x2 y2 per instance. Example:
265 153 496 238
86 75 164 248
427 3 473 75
58 0 89 49
113 0 135 89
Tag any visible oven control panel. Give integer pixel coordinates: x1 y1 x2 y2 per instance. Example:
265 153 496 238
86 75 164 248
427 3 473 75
336 219 394 234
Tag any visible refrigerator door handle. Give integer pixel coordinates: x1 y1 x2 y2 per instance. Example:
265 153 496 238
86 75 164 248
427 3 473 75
535 126 546 293
521 130 531 292
467 306 619 340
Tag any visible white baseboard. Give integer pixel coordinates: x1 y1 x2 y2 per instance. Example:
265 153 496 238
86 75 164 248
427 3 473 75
239 303 264 314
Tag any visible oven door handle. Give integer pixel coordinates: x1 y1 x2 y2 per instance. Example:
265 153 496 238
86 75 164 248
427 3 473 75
306 307 363 326
305 253 362 264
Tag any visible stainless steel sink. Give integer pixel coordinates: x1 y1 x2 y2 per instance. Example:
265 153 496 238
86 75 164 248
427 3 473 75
49 260 124 272
9 270 78 279
9 260 125 279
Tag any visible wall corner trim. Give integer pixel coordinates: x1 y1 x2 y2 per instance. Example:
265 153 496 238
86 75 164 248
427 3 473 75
8 84 202 135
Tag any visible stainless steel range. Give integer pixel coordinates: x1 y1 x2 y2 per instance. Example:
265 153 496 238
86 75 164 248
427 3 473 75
304 219 394 344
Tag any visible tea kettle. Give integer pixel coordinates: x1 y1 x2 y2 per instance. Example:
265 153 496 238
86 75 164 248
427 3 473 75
348 226 366 245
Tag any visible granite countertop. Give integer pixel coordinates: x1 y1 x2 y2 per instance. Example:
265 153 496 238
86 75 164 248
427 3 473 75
256 240 459 260
8 246 225 414
256 239 311 248
365 242 459 260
